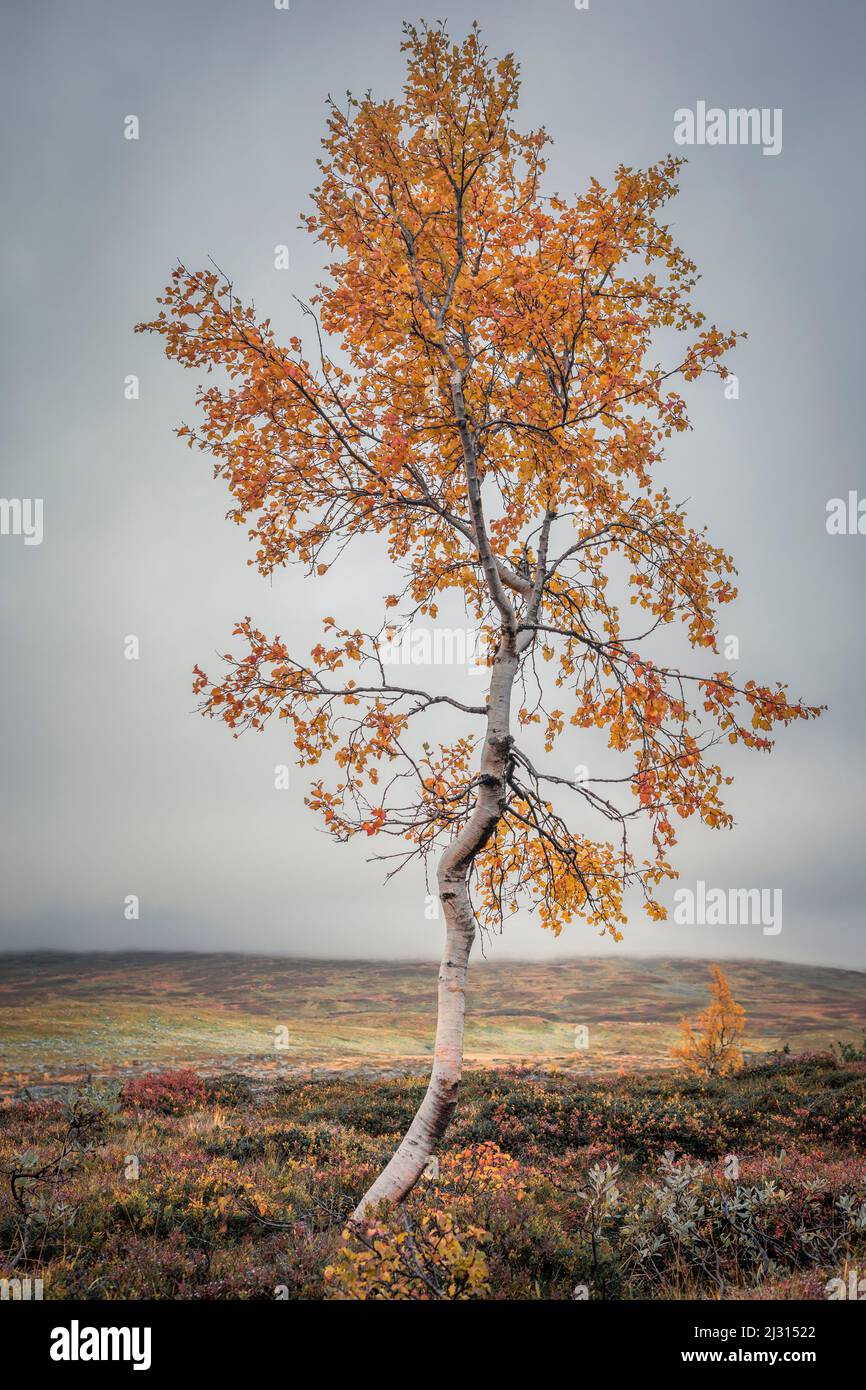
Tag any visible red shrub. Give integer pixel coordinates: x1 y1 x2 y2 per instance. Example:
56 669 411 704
121 1070 206 1115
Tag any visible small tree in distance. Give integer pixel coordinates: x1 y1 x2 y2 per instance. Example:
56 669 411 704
671 964 747 1077
138 23 821 1221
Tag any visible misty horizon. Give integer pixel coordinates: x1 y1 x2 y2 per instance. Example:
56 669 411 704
2 0 864 970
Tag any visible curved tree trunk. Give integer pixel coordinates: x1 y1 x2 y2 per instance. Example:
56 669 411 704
352 633 518 1222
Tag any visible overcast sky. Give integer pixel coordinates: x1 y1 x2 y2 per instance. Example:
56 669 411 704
1 0 864 969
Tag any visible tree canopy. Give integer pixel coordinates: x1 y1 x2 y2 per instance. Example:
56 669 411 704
138 20 821 945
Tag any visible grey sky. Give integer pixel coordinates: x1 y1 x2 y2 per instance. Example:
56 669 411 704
1 0 864 968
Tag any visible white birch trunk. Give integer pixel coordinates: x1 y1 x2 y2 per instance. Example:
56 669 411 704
351 633 518 1222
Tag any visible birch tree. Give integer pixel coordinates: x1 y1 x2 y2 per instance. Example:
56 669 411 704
671 964 748 1077
138 22 821 1223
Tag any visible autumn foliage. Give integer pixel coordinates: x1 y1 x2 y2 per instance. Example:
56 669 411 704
121 1069 208 1115
3 1062 866 1300
137 22 820 943
671 965 747 1077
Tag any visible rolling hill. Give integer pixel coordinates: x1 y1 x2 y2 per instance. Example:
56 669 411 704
1 951 863 1096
